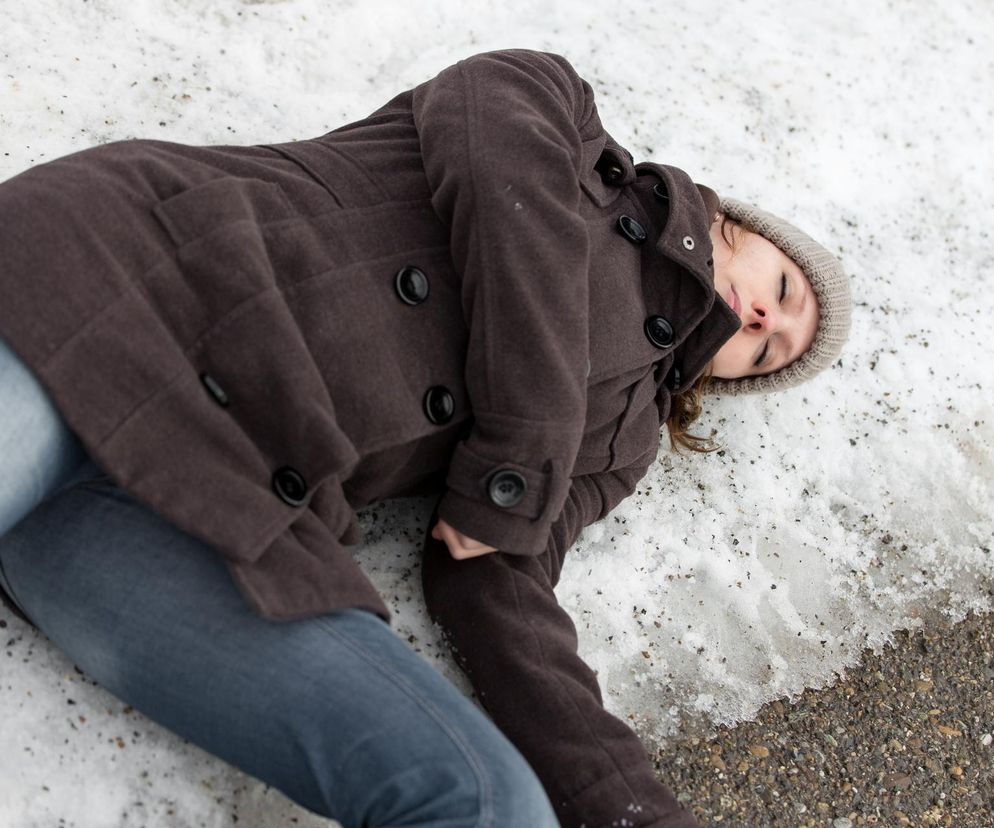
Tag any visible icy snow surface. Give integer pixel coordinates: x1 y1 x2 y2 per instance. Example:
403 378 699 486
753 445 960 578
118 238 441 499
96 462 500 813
1 0 992 825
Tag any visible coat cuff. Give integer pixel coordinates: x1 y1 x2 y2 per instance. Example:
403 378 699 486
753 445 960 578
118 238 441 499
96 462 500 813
436 408 584 553
437 441 576 555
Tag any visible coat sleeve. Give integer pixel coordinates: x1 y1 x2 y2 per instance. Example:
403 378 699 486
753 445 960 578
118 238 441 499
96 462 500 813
411 48 598 555
420 447 704 828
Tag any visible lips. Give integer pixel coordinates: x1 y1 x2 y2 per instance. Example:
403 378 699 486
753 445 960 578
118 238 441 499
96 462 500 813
728 286 741 317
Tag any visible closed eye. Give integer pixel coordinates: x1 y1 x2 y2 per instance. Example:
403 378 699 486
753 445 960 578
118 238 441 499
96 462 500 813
753 273 788 369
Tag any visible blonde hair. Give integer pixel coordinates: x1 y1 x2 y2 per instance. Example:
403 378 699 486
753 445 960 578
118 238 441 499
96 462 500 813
664 369 721 454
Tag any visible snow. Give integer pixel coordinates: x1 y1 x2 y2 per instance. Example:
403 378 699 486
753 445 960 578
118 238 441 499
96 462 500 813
2 0 992 825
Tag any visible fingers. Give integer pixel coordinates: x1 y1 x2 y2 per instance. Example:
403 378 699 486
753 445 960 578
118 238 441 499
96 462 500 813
448 544 497 560
431 518 498 560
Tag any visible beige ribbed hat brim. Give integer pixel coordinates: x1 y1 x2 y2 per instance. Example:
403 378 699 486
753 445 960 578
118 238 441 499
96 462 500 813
707 197 852 395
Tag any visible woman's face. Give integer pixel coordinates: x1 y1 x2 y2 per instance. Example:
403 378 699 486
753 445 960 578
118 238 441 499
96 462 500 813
707 216 819 380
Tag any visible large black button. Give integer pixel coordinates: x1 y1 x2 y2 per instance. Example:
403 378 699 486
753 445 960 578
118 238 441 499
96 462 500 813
423 386 455 424
488 469 526 508
664 365 682 393
617 215 647 245
652 182 669 202
273 466 308 506
395 265 429 305
645 315 675 349
199 372 229 407
594 152 624 185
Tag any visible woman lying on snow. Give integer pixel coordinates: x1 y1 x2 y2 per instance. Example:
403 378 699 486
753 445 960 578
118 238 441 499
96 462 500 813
0 48 850 827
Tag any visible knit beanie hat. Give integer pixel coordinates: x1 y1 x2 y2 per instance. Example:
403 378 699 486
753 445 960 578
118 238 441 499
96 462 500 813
706 197 853 396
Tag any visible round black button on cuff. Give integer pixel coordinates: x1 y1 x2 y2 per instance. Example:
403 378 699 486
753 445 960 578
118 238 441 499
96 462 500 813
617 215 647 245
273 466 308 506
488 469 526 508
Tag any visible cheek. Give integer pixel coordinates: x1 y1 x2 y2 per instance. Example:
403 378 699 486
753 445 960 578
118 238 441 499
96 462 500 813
712 335 749 379
711 338 734 378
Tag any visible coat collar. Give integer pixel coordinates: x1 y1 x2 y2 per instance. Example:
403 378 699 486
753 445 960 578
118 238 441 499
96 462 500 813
627 161 740 395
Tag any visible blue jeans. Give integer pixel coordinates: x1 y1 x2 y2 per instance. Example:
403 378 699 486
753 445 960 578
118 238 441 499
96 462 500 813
0 332 559 827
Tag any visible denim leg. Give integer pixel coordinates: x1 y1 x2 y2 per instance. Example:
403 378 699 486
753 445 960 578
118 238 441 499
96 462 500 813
0 478 560 827
0 332 96 534
0 330 99 613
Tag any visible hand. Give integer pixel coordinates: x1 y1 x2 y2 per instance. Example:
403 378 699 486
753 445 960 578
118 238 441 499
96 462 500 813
431 518 499 560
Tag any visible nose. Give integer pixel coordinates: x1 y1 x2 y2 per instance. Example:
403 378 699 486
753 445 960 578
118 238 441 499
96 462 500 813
743 298 778 333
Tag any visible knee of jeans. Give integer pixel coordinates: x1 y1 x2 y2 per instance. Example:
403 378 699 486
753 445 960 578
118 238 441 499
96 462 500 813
301 687 557 827
343 746 558 828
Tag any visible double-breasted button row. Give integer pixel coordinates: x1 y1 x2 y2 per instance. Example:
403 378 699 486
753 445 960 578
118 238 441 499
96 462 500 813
200 371 312 507
400 249 529 508
632 183 679 354
395 264 460 426
633 190 677 351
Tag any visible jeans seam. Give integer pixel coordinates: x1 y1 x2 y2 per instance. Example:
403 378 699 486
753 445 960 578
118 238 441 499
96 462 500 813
314 613 494 827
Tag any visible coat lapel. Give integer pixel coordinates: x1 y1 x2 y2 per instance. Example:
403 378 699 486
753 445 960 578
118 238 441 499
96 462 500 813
628 162 741 394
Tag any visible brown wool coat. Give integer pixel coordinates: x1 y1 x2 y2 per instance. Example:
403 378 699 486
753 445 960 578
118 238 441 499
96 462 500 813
0 49 739 827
